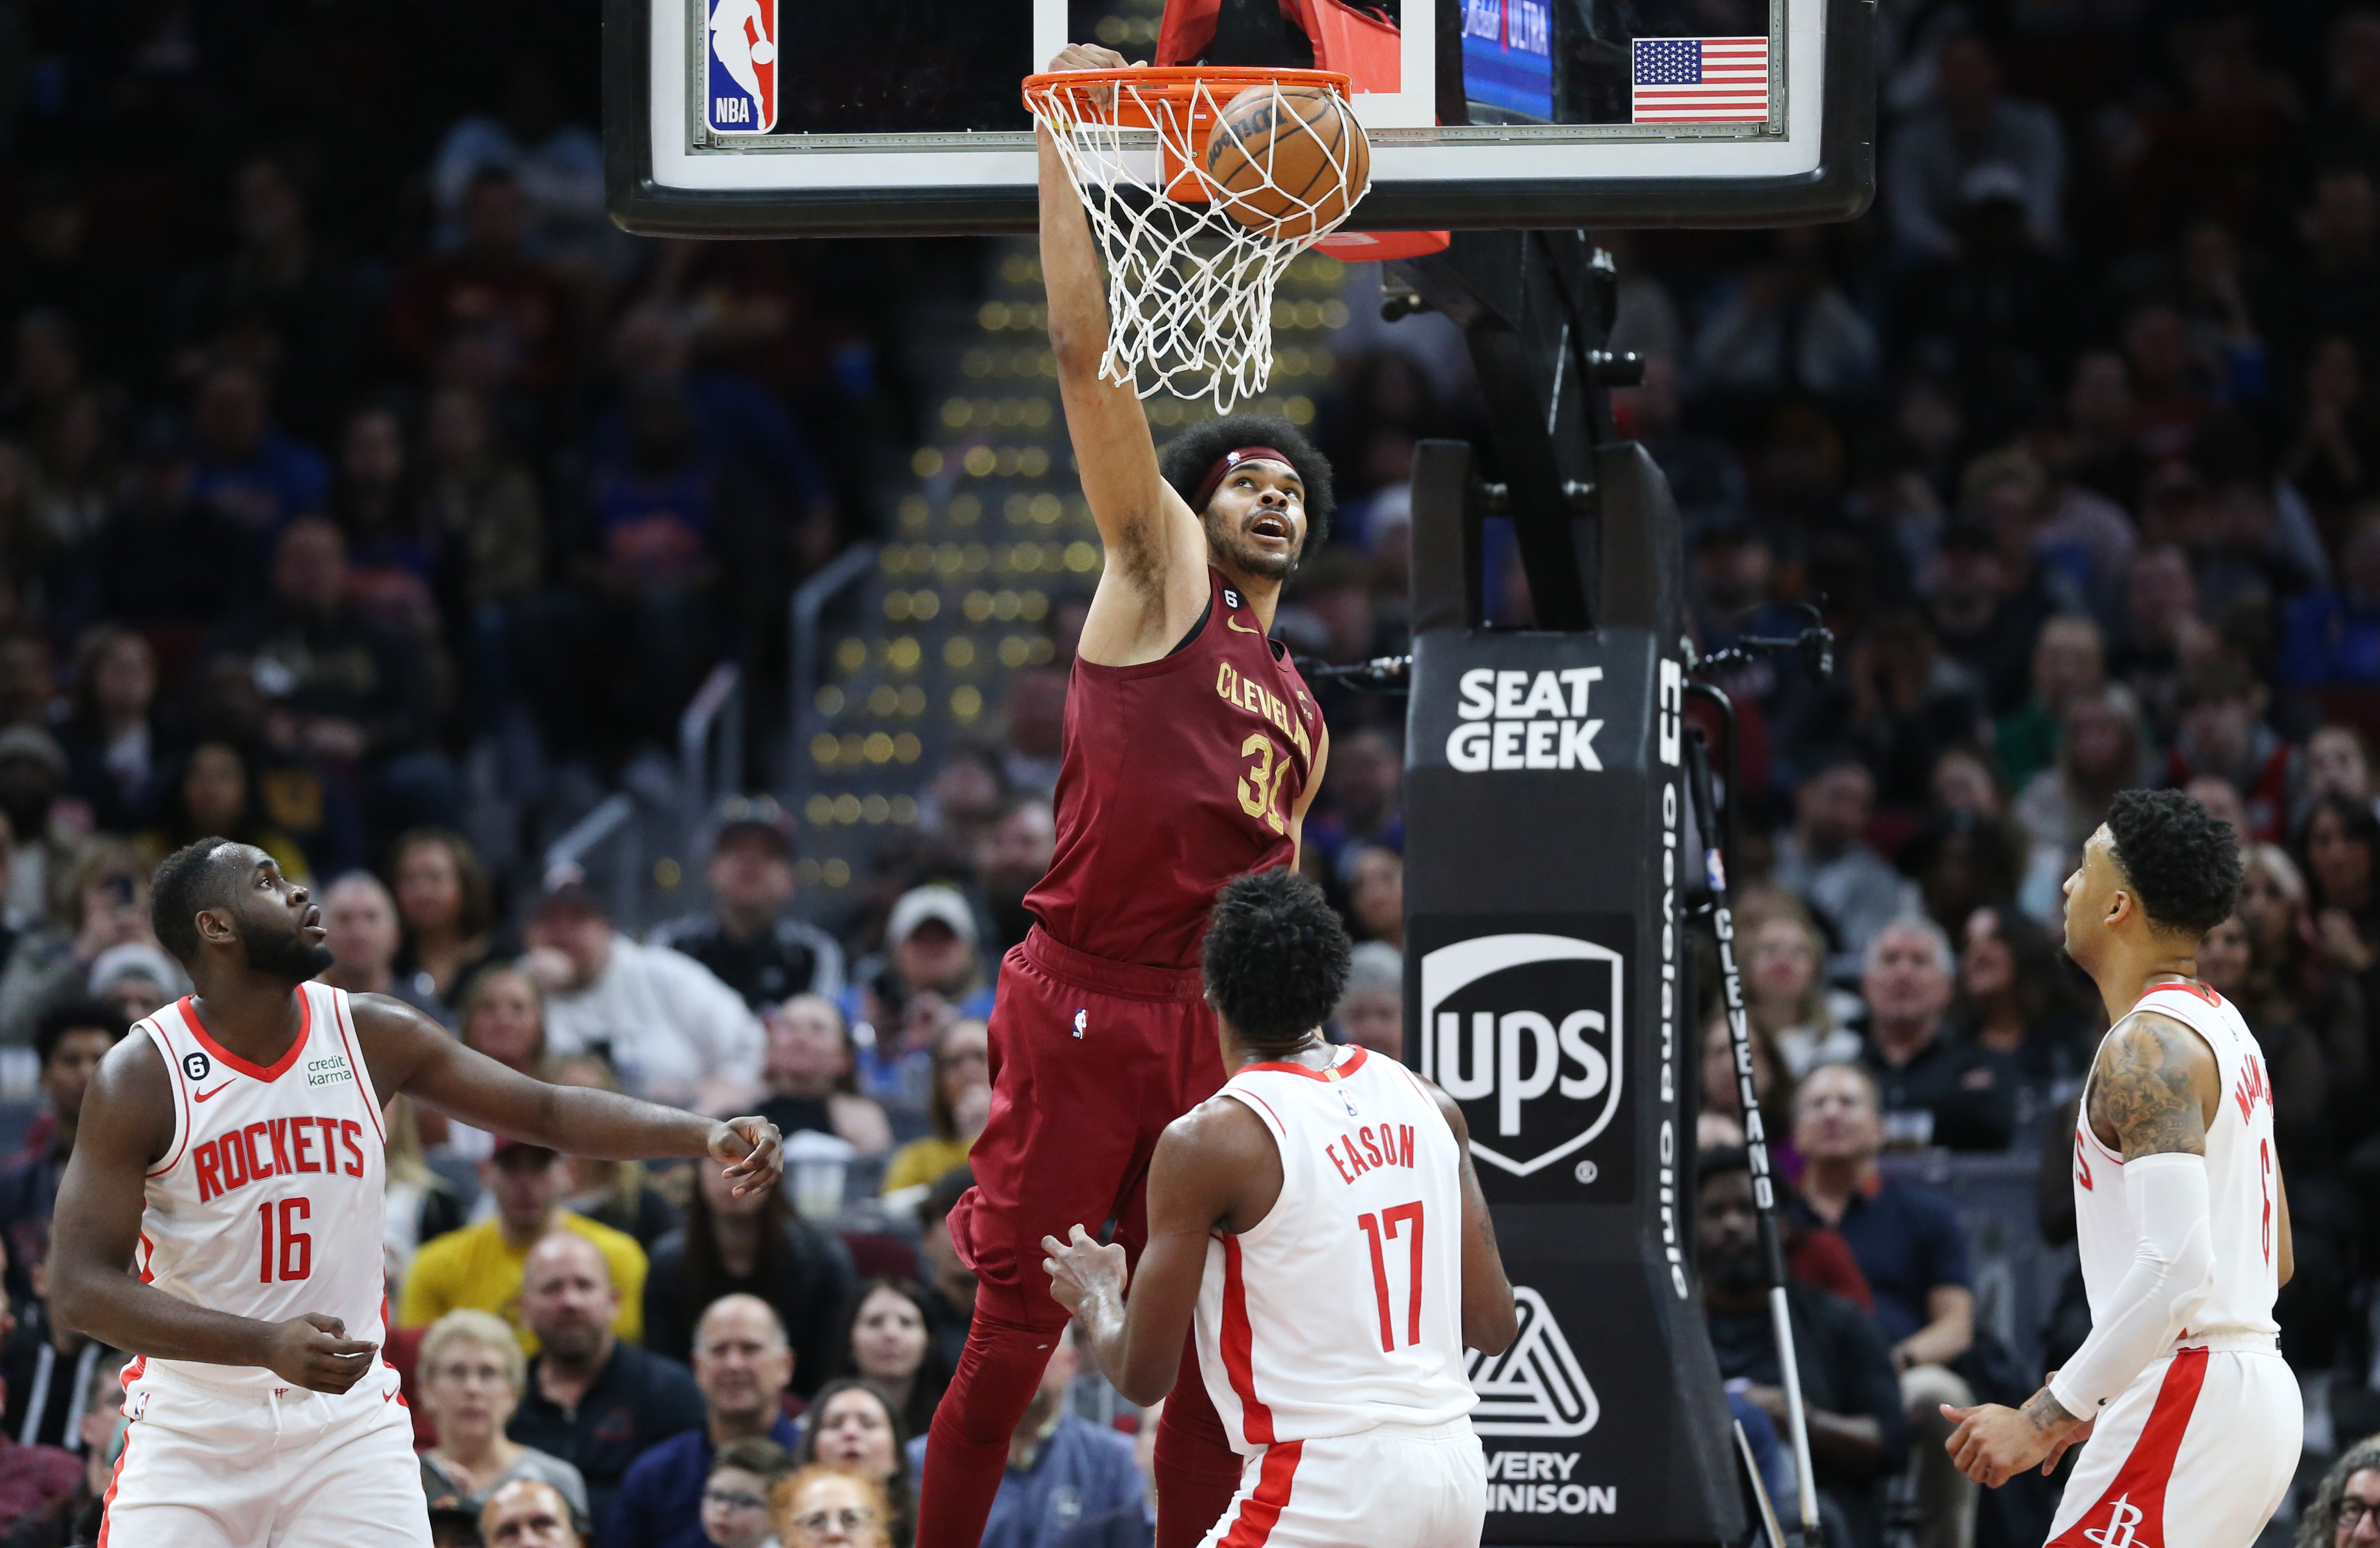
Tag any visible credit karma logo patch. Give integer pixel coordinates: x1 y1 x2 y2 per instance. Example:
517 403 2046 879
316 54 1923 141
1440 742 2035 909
1468 1286 1598 1436
706 0 778 134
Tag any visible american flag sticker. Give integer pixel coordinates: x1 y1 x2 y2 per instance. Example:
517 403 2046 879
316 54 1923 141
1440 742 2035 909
1629 37 1771 124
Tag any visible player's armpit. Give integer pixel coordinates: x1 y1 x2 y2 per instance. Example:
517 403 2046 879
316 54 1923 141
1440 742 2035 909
1287 723 1331 871
1422 1079 1518 1354
2085 1010 2216 1161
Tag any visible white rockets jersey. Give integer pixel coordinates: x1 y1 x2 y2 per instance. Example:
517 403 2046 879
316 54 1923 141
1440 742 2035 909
1194 1045 1476 1455
132 984 389 1393
2072 980 2280 1345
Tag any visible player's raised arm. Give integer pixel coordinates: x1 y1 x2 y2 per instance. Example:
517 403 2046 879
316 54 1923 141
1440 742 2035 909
1423 1080 1518 1354
1039 43 1210 664
348 993 784 1192
1044 1098 1276 1405
50 1038 381 1391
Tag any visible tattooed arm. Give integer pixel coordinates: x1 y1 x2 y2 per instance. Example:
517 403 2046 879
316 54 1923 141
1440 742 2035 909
1946 1010 2219 1488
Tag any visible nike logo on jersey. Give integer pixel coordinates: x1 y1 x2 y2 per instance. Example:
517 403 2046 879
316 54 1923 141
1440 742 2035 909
1226 615 1262 634
194 1082 235 1102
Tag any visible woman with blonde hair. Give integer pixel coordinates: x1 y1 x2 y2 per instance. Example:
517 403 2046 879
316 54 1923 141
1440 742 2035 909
1729 888 1860 1077
774 1465 894 1548
416 1309 590 1523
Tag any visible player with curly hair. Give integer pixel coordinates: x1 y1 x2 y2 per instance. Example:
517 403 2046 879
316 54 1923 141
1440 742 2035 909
1942 789 2300 1548
915 42 1339 1548
1045 873 1516 1548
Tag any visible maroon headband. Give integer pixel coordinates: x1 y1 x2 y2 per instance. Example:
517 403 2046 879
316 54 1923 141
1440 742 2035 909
1191 446 1293 510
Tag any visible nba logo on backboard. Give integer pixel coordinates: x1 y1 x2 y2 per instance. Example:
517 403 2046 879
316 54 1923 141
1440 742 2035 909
706 0 776 135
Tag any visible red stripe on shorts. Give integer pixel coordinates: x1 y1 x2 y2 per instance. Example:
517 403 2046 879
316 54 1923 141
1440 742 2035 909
2048 1347 2210 1548
1219 1236 1275 1445
1218 1439 1302 1547
94 1424 135 1548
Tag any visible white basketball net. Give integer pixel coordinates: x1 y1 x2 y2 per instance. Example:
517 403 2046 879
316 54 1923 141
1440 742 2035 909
1026 73 1369 413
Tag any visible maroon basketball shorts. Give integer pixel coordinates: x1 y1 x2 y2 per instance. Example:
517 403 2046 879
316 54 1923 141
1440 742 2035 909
947 926 1226 1329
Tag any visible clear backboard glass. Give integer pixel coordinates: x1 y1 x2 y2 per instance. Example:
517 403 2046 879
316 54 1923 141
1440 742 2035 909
606 0 1871 235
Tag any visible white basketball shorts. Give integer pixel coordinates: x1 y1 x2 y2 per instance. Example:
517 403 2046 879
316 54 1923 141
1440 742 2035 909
2045 1342 2300 1548
1198 1418 1486 1548
100 1360 432 1548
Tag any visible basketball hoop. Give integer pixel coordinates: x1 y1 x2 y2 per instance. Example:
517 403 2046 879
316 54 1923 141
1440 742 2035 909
1023 67 1371 413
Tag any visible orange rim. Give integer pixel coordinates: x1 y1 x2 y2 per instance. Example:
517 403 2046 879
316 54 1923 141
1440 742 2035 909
1022 66 1355 131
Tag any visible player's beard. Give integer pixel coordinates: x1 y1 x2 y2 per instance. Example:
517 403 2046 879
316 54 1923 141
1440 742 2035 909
1205 507 1300 582
242 923 336 982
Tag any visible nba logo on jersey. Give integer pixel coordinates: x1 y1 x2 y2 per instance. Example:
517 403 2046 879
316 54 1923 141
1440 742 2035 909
706 0 777 135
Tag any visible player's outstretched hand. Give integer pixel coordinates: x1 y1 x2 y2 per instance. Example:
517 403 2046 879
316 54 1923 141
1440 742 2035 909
1042 1224 1127 1319
264 1313 378 1394
1047 42 1129 73
709 1116 784 1197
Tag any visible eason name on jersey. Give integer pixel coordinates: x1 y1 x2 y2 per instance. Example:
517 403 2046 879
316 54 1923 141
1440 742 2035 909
1447 668 1603 772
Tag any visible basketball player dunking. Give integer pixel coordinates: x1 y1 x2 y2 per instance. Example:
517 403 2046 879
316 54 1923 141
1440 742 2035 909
916 40 1336 1548
49 841 784 1548
1045 873 1518 1548
1942 790 2302 1548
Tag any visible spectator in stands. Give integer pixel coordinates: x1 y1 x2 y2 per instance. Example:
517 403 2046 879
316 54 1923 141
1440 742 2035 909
1001 666 1068 796
1689 229 1880 405
914 1165 977 1376
1344 843 1404 950
799 1378 917 1548
480 1476 586 1548
883 1019 990 1194
0 727 79 933
2298 1436 2380 1548
186 362 328 536
2286 509 2380 685
524 879 764 1110
759 993 893 1154
399 1138 649 1349
654 802 846 1011
700 1436 793 1548
1791 1063 1979 1548
430 963 547 1162
1735 893 1863 1077
0 839 169 1045
419 383 544 727
2302 791 2380 963
834 1279 950 1442
1331 940 1402 1061
1698 1014 1800 1177
507 1232 704 1531
0 1348 78 1538
2 1348 124 1548
1697 1146 1905 1548
974 794 1057 959
64 419 262 642
1950 905 2091 1120
224 517 456 838
644 1157 854 1388
316 870 447 1021
775 1466 895 1548
0 1220 111 1454
57 627 161 834
1992 616 2104 794
430 62 609 265
1772 756 1920 983
921 743 1012 852
417 1308 591 1525
86 941 178 1028
0 1001 123 1302
2305 723 2380 820
1855 919 2017 1151
139 738 313 883
389 826 501 1013
1886 36 2066 261
864 885 995 1027
2015 684 2148 919
609 1294 803 1548
902 1322 1142 1548
2164 657 2297 841
385 166 576 396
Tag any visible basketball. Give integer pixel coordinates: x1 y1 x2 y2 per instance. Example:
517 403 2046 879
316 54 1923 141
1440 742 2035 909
1203 81 1370 239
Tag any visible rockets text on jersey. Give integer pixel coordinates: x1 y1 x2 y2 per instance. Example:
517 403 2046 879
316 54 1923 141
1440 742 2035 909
131 983 389 1394
2073 981 2281 1345
1193 1046 1478 1453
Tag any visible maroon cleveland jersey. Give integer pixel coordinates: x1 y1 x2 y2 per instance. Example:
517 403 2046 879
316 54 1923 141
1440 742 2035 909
1025 566 1321 968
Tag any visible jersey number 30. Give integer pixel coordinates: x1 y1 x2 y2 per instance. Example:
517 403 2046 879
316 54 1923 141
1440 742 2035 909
1357 1202 1425 1352
1237 735 1294 836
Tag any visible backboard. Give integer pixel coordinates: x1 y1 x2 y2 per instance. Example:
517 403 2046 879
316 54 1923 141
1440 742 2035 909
604 0 1875 238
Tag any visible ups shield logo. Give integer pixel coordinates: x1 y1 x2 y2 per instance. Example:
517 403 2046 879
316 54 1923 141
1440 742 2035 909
1418 932 1625 1181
